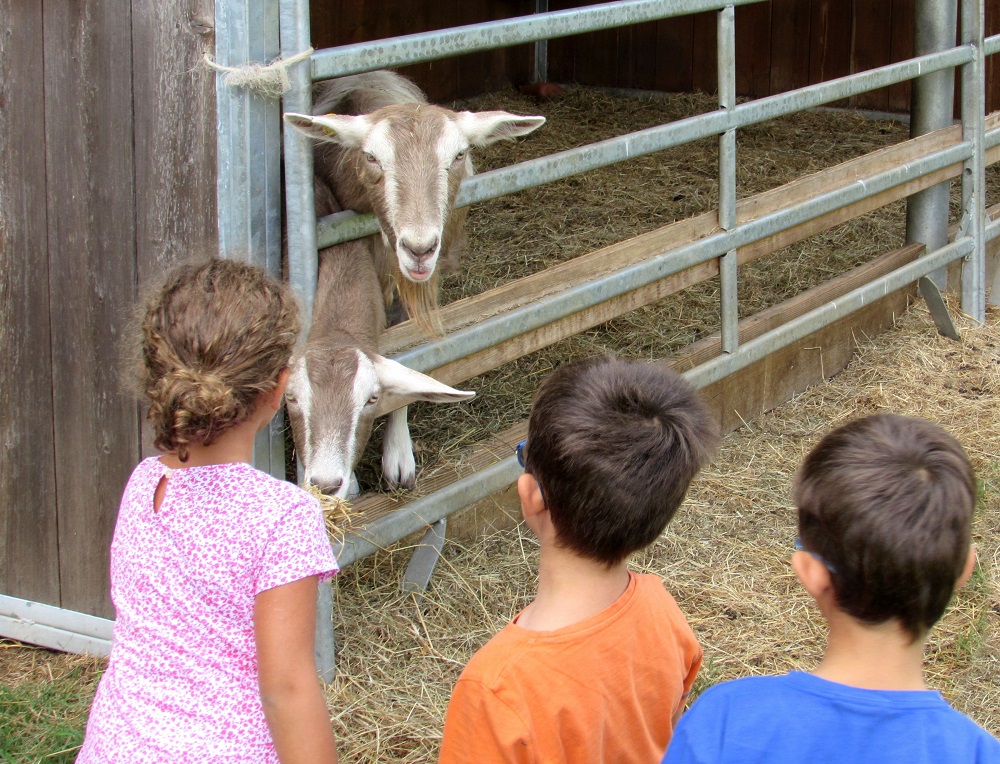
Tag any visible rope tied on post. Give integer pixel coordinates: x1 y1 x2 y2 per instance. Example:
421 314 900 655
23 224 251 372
202 48 314 99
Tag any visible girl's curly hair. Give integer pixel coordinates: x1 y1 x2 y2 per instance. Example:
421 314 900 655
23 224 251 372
139 259 300 462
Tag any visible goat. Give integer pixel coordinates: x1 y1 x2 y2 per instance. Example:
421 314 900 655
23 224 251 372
284 178 474 498
283 69 545 335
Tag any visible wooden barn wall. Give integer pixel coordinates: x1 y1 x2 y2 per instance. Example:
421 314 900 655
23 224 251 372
0 1 217 618
310 0 536 102
312 0 1000 113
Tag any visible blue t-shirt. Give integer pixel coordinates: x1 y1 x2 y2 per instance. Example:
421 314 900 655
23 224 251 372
663 671 1000 764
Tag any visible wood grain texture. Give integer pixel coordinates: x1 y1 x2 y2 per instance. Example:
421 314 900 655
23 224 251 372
808 0 852 107
655 15 695 94
888 0 915 114
43 0 139 617
768 0 811 94
850 0 893 112
735 2 772 98
0 0 60 606
132 0 218 287
691 11 718 95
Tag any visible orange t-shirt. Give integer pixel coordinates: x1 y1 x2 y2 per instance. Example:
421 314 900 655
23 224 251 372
439 572 702 764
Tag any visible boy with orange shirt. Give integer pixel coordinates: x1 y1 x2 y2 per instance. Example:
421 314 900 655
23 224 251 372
439 356 719 764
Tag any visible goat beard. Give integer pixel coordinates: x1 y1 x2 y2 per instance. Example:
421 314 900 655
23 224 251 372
395 267 444 338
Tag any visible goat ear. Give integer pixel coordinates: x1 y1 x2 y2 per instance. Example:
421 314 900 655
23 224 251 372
283 112 372 147
455 111 546 147
371 356 475 417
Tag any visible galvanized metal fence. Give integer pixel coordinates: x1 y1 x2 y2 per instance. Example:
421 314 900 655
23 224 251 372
275 0 999 674
7 0 996 665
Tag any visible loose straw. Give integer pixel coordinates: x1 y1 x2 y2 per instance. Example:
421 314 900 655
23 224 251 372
203 48 314 99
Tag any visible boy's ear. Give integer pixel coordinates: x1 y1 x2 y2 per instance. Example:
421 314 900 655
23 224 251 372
956 545 978 589
517 472 546 523
792 550 833 602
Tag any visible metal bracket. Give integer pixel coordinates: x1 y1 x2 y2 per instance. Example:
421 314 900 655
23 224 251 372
401 518 448 594
918 276 961 340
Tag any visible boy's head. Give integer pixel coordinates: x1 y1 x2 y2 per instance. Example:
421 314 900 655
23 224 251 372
521 356 719 567
793 413 976 641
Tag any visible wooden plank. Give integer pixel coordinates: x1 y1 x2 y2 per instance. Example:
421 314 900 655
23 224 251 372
691 11 718 95
734 2 771 98
132 0 218 463
43 0 139 618
655 15 695 93
545 0 578 85
701 290 912 433
808 0 852 106
132 0 217 279
576 27 620 88
850 0 892 112
349 243 922 527
631 20 660 92
0 0 60 607
383 120 969 361
887 0 914 114
769 0 811 94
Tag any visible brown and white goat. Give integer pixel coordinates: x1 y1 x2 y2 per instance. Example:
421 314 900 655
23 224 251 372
283 69 545 335
284 179 474 498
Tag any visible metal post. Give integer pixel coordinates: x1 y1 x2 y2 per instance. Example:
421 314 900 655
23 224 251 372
280 0 318 330
533 0 549 83
906 0 957 290
718 5 739 354
279 0 335 681
215 2 287 478
960 0 987 319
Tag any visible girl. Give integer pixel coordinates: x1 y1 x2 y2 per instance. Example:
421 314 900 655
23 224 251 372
78 259 339 763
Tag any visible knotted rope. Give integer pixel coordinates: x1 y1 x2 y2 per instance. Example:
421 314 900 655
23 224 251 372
202 48 314 99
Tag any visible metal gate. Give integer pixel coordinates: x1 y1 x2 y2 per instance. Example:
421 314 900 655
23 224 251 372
6 0 995 668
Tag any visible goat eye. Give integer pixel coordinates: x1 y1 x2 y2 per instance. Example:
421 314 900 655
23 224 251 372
452 150 467 164
364 151 379 166
366 394 380 406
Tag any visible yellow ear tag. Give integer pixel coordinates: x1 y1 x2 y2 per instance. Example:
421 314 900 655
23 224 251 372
321 126 336 137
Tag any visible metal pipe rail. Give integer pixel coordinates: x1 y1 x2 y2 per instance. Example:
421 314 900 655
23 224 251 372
277 0 995 676
311 0 762 81
316 44 975 248
391 141 973 375
333 234 973 567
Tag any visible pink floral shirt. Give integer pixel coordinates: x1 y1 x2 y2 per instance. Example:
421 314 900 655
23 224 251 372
78 457 338 763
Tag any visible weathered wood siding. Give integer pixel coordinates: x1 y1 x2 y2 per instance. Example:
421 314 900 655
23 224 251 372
310 0 535 101
0 2 217 618
547 0 1000 114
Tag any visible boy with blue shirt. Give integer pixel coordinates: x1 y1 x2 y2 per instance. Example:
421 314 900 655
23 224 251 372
663 413 1000 763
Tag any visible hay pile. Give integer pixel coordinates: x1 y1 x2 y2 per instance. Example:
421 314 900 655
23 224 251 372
359 86 998 488
328 301 1000 762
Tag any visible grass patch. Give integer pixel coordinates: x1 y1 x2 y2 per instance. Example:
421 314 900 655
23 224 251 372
0 644 103 763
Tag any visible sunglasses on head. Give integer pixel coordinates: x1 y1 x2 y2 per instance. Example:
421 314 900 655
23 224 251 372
794 536 837 575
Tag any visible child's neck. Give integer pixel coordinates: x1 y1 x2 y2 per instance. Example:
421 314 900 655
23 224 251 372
515 544 631 632
813 610 928 691
159 416 260 469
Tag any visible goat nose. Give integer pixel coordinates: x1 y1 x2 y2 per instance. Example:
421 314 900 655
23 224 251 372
400 236 439 262
313 476 344 495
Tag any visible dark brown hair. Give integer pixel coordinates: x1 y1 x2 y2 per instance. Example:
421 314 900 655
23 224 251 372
523 356 719 566
794 413 976 640
140 259 300 461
